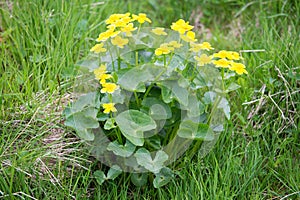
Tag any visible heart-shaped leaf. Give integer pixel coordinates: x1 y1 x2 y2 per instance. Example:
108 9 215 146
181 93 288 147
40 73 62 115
118 64 162 92
131 173 148 187
115 110 157 146
94 170 105 185
107 140 136 157
202 91 217 105
153 167 174 188
104 118 116 130
218 97 230 120
226 82 241 93
64 110 99 141
106 165 122 180
142 97 172 120
159 80 189 106
134 148 168 173
177 120 214 140
181 94 205 117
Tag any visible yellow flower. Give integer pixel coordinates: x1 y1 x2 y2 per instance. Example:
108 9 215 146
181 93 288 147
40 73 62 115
101 83 119 93
105 13 131 25
94 64 107 79
102 103 117 114
99 74 113 84
155 47 171 56
168 41 182 48
180 31 197 43
226 51 240 60
90 43 107 53
97 29 120 42
194 54 212 66
189 43 202 52
121 23 137 36
132 13 152 24
212 59 231 68
229 62 248 75
171 19 194 34
213 50 228 59
111 36 129 48
199 42 214 51
151 27 167 35
213 50 240 60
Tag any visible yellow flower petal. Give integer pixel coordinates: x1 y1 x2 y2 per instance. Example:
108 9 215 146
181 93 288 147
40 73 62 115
171 19 194 34
94 64 107 79
229 62 247 75
90 43 107 53
132 13 152 24
180 31 197 43
102 103 117 113
151 27 167 35
168 41 182 48
101 83 119 93
111 36 129 48
194 54 212 66
212 59 231 68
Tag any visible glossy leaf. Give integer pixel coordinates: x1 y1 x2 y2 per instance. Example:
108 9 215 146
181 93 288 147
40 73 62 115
131 173 148 187
134 148 168 173
177 120 214 140
160 80 189 106
142 97 172 120
94 170 105 185
107 140 135 157
153 167 174 188
64 110 99 141
115 110 157 146
104 118 116 130
106 165 122 180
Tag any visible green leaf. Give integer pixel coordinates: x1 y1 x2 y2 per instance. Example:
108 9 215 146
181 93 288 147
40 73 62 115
160 80 189 106
218 97 230 120
181 95 205 117
107 140 136 157
64 111 99 141
70 92 101 113
226 82 241 93
115 110 157 146
142 97 172 120
94 170 105 185
104 118 116 130
106 165 122 180
202 91 216 104
177 120 214 140
131 173 148 187
153 167 174 188
134 148 169 173
117 64 162 92
191 75 207 89
145 135 162 150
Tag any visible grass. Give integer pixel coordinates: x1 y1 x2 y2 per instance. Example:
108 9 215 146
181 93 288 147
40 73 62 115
0 0 299 199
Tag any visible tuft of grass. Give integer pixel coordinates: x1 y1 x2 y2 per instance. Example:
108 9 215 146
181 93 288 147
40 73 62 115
0 0 299 199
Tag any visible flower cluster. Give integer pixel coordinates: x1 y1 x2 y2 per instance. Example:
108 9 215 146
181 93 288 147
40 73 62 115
89 14 248 115
93 64 119 114
91 13 152 51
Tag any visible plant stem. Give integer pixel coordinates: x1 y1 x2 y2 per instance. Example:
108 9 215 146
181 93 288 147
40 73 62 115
134 91 140 106
135 51 138 66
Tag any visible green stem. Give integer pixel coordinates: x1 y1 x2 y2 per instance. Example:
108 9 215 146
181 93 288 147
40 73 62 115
134 91 140 106
221 68 225 91
143 67 167 99
118 56 121 70
135 51 138 67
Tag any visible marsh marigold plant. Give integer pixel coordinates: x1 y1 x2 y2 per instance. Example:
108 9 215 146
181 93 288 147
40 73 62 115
64 12 248 188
